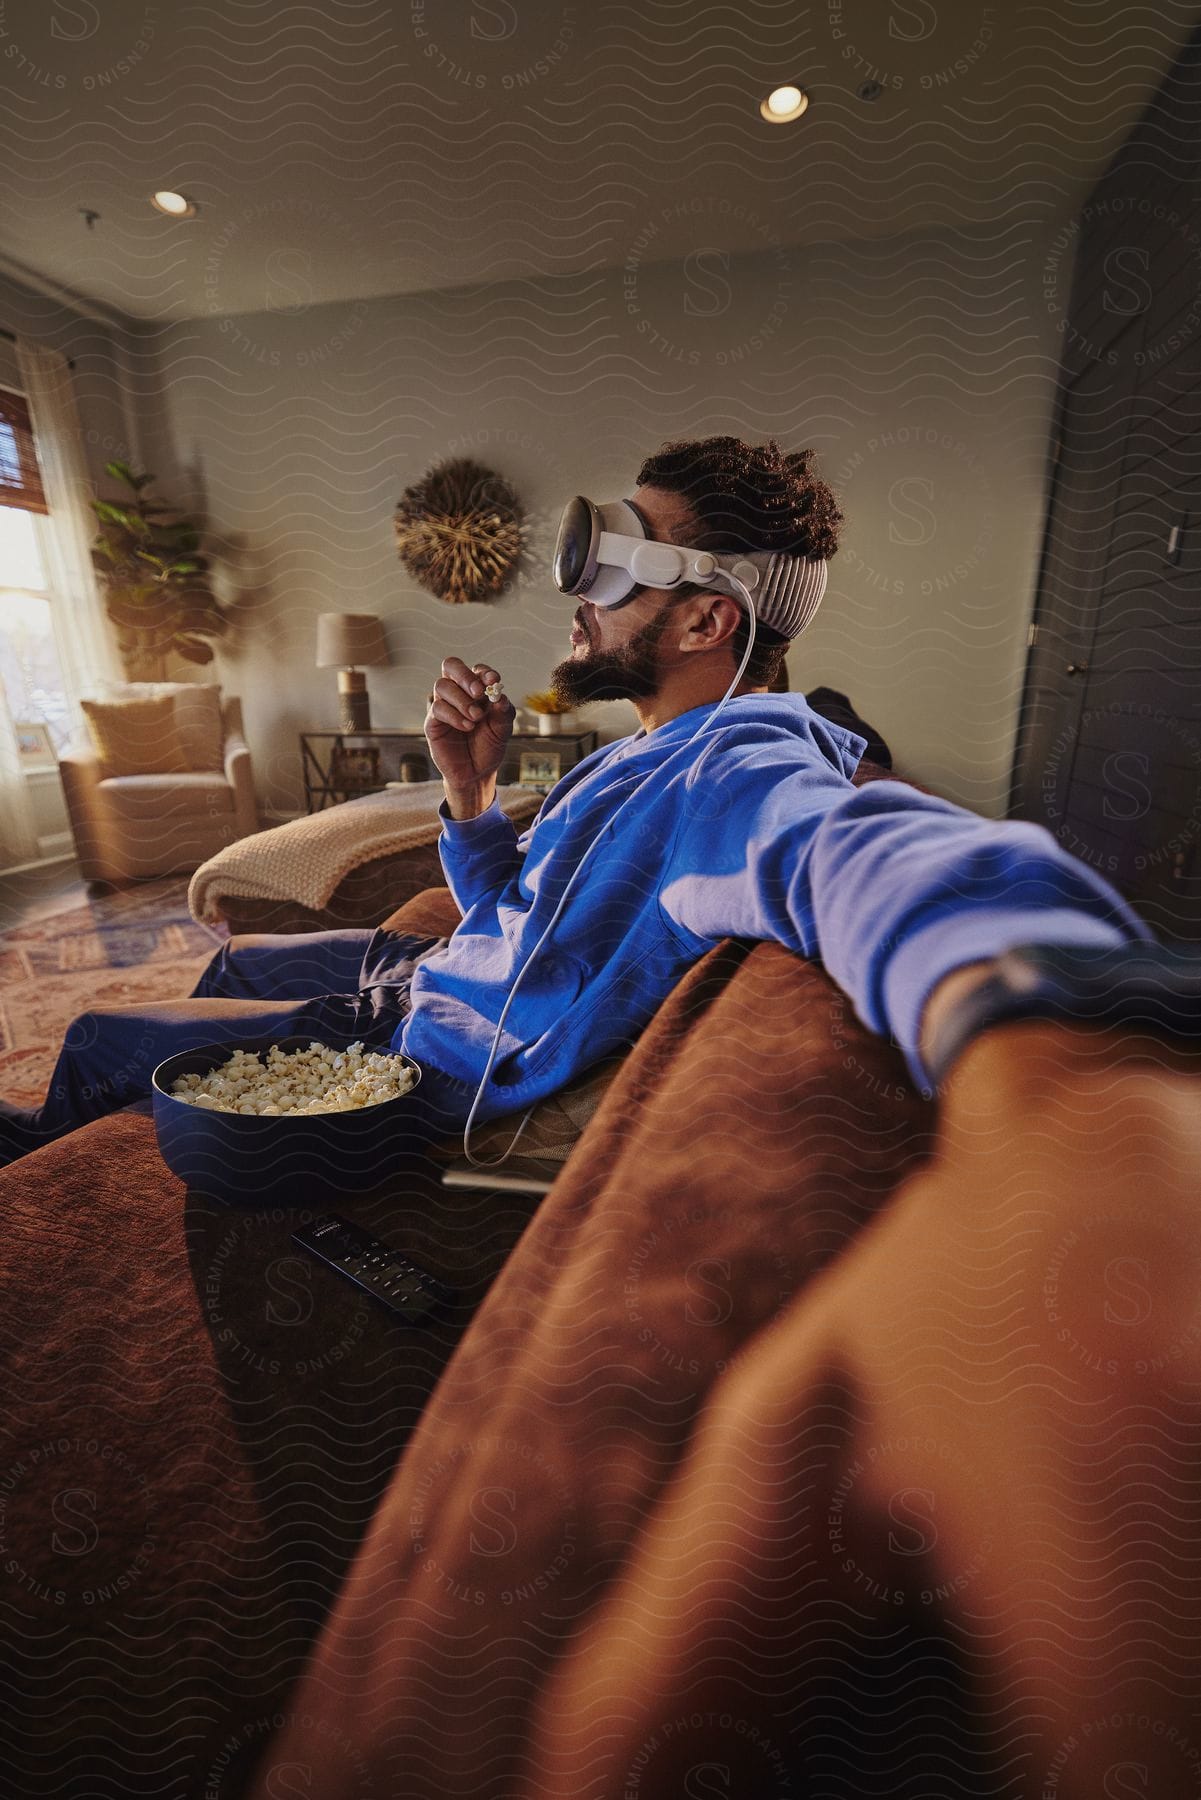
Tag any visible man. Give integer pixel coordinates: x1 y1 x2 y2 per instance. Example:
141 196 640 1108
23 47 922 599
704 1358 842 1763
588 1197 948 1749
0 436 1180 1165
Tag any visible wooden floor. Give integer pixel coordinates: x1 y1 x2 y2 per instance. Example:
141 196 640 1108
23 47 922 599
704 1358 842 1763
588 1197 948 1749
0 855 96 930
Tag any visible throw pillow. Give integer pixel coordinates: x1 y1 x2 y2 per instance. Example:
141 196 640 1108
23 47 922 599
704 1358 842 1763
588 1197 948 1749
170 684 224 770
81 695 189 777
94 681 224 771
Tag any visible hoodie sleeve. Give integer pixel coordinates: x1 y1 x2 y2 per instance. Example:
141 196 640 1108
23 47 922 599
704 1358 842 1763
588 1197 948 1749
437 795 523 916
659 752 1154 1094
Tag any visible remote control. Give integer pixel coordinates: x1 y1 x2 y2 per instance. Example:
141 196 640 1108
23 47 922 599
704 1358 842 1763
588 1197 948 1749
291 1215 455 1323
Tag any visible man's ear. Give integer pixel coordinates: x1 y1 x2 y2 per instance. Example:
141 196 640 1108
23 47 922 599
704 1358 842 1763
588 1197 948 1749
682 591 743 653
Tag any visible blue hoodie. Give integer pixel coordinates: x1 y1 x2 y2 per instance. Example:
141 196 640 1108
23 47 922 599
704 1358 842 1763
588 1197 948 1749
396 693 1152 1124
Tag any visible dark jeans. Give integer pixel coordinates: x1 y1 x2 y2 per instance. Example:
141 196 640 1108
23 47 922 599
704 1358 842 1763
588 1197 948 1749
0 927 445 1164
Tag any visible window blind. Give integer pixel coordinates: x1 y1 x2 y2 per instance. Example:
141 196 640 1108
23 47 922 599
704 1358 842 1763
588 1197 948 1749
0 388 49 515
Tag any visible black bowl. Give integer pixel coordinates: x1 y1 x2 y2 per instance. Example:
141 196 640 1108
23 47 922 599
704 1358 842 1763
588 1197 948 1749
152 1035 429 1207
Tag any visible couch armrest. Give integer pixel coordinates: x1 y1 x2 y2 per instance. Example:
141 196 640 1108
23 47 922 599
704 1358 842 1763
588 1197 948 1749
58 747 119 881
59 743 104 788
223 733 259 837
380 885 463 939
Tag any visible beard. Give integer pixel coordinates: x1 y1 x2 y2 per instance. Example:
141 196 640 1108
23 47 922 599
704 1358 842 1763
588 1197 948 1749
548 608 670 708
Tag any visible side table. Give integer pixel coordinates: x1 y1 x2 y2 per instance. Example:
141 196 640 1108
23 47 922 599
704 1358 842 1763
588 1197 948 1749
299 727 600 812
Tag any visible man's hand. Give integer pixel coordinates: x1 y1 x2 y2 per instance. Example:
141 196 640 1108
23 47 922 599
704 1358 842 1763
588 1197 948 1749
425 657 515 818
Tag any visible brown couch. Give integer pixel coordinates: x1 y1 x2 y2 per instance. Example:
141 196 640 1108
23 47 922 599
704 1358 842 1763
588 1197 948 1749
2 891 1199 1797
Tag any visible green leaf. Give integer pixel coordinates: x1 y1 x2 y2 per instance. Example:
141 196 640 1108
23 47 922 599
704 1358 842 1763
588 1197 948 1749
93 467 222 664
103 460 154 491
92 499 135 527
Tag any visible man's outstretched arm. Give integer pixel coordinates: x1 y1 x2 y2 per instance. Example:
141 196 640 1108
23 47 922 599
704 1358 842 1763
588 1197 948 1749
660 755 1155 1095
805 780 1155 1092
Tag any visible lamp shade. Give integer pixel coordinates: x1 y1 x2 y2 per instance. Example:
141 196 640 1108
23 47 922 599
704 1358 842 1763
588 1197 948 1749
315 612 390 668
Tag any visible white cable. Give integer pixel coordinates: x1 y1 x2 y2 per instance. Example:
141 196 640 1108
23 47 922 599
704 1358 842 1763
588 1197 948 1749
459 576 758 1169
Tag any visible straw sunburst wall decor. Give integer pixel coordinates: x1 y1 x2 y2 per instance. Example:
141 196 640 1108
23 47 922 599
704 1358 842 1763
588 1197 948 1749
393 457 525 606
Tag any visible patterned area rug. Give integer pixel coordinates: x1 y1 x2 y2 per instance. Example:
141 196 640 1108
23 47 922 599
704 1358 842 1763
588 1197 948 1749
0 878 227 1106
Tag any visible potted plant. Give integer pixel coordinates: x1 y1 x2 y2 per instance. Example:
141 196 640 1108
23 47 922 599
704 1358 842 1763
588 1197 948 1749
91 462 228 680
522 689 576 736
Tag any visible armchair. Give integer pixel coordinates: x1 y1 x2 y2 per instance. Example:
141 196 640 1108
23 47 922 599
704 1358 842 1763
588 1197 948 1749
59 694 259 883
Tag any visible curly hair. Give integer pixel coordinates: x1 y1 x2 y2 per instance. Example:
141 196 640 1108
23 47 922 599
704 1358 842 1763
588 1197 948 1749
635 436 844 685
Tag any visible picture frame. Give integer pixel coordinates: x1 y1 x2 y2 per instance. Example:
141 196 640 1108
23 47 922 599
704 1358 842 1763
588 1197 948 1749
330 743 382 790
518 748 562 790
15 721 55 767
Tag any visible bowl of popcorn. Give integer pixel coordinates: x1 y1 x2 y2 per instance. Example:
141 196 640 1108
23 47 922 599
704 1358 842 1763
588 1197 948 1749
151 1036 426 1205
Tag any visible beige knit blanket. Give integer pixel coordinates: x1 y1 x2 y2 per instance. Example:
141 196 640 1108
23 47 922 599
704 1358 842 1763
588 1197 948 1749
188 782 541 924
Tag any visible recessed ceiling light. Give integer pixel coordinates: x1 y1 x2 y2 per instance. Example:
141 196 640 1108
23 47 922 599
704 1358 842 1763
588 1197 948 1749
150 190 198 219
760 84 809 124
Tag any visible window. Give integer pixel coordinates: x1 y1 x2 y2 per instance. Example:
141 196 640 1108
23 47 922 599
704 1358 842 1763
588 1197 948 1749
0 387 48 515
0 503 71 754
0 419 22 487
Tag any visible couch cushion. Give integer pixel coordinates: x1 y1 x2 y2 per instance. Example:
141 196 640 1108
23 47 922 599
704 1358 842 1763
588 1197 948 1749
82 694 189 777
98 770 235 821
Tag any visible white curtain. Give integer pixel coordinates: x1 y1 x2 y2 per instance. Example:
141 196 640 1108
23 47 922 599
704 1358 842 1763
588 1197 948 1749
0 680 39 866
15 338 122 736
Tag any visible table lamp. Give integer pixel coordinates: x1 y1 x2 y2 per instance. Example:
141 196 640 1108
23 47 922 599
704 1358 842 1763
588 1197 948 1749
316 612 390 732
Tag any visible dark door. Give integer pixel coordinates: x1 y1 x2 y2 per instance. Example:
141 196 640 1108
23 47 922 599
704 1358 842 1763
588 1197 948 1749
1011 107 1201 938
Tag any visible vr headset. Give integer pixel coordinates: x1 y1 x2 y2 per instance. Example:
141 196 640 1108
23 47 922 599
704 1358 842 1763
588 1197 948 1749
553 495 828 640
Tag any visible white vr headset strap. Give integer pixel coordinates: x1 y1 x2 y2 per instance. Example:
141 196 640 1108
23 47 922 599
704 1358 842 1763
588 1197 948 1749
594 532 766 599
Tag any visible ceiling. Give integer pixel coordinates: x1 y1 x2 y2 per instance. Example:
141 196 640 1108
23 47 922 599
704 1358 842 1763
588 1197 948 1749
0 0 1196 325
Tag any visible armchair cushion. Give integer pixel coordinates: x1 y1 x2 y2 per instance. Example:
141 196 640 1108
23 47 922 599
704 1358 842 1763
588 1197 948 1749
87 682 226 772
81 694 189 777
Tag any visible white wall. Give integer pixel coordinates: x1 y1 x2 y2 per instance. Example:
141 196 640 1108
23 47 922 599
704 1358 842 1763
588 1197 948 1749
130 218 1070 819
